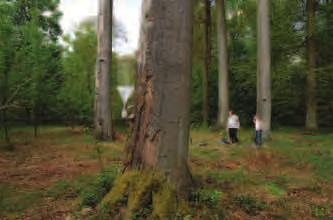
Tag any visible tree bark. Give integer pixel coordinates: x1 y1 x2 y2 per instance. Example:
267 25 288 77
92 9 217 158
1 110 10 144
305 0 318 130
216 0 229 129
126 0 193 193
94 0 113 140
203 0 211 126
257 0 271 138
1 69 10 145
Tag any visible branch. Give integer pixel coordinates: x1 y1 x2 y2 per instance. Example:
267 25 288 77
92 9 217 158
0 78 31 112
5 78 32 105
0 104 21 111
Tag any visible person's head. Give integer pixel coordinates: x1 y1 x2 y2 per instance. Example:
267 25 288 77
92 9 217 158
229 111 234 116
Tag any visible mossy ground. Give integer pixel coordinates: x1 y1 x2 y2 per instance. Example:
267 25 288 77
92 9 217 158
0 126 333 219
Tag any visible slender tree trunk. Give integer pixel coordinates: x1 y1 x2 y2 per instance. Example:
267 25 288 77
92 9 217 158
257 0 271 139
203 0 211 126
33 114 38 138
1 110 10 144
305 0 318 130
216 0 229 128
1 70 10 145
94 0 113 140
126 0 193 193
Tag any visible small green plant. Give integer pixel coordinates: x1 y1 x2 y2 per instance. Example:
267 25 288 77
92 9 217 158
191 188 223 207
233 195 267 215
311 204 330 219
265 182 286 197
80 170 119 208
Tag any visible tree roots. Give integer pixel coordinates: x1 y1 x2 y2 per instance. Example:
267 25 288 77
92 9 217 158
97 170 189 219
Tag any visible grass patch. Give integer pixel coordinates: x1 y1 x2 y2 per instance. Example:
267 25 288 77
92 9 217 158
78 144 123 160
46 180 75 198
287 148 333 181
54 133 95 145
191 148 221 160
0 184 43 213
227 146 246 160
207 168 262 187
264 182 286 197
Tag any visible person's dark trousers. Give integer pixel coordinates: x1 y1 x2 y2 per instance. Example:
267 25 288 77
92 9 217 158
255 130 263 147
229 128 239 143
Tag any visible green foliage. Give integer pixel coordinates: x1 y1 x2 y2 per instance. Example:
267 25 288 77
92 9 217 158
80 170 119 208
58 23 98 126
191 188 223 208
0 0 63 141
0 1 130 137
233 195 267 215
190 0 333 127
58 21 128 127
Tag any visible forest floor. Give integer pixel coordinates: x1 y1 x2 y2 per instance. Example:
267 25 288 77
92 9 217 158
0 126 333 219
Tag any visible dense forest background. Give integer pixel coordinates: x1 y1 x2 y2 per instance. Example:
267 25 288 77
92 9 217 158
0 0 332 143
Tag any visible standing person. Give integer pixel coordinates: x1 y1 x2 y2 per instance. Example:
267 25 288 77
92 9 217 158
227 111 240 143
253 115 263 147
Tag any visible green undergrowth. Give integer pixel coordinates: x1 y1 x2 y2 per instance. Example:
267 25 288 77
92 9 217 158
79 169 119 208
233 195 268 216
1 126 333 219
97 170 184 219
45 169 118 201
190 188 223 208
0 184 43 214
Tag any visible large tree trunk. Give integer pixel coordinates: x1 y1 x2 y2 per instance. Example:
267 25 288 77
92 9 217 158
94 0 113 140
305 0 318 130
126 0 193 193
216 0 229 128
257 0 271 138
203 0 211 126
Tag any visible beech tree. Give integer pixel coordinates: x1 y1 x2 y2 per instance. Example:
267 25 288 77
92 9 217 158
216 0 229 128
126 0 193 192
95 0 113 140
305 0 318 130
203 0 211 125
257 0 272 138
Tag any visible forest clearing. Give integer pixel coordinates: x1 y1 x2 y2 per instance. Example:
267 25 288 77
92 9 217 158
1 0 333 219
1 127 333 219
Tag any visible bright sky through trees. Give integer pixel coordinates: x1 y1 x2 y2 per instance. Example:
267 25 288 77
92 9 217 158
59 0 142 55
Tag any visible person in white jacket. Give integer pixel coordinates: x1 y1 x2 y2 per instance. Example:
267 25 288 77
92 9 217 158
227 111 240 143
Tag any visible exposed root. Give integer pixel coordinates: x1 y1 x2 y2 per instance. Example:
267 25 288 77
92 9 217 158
97 170 187 219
